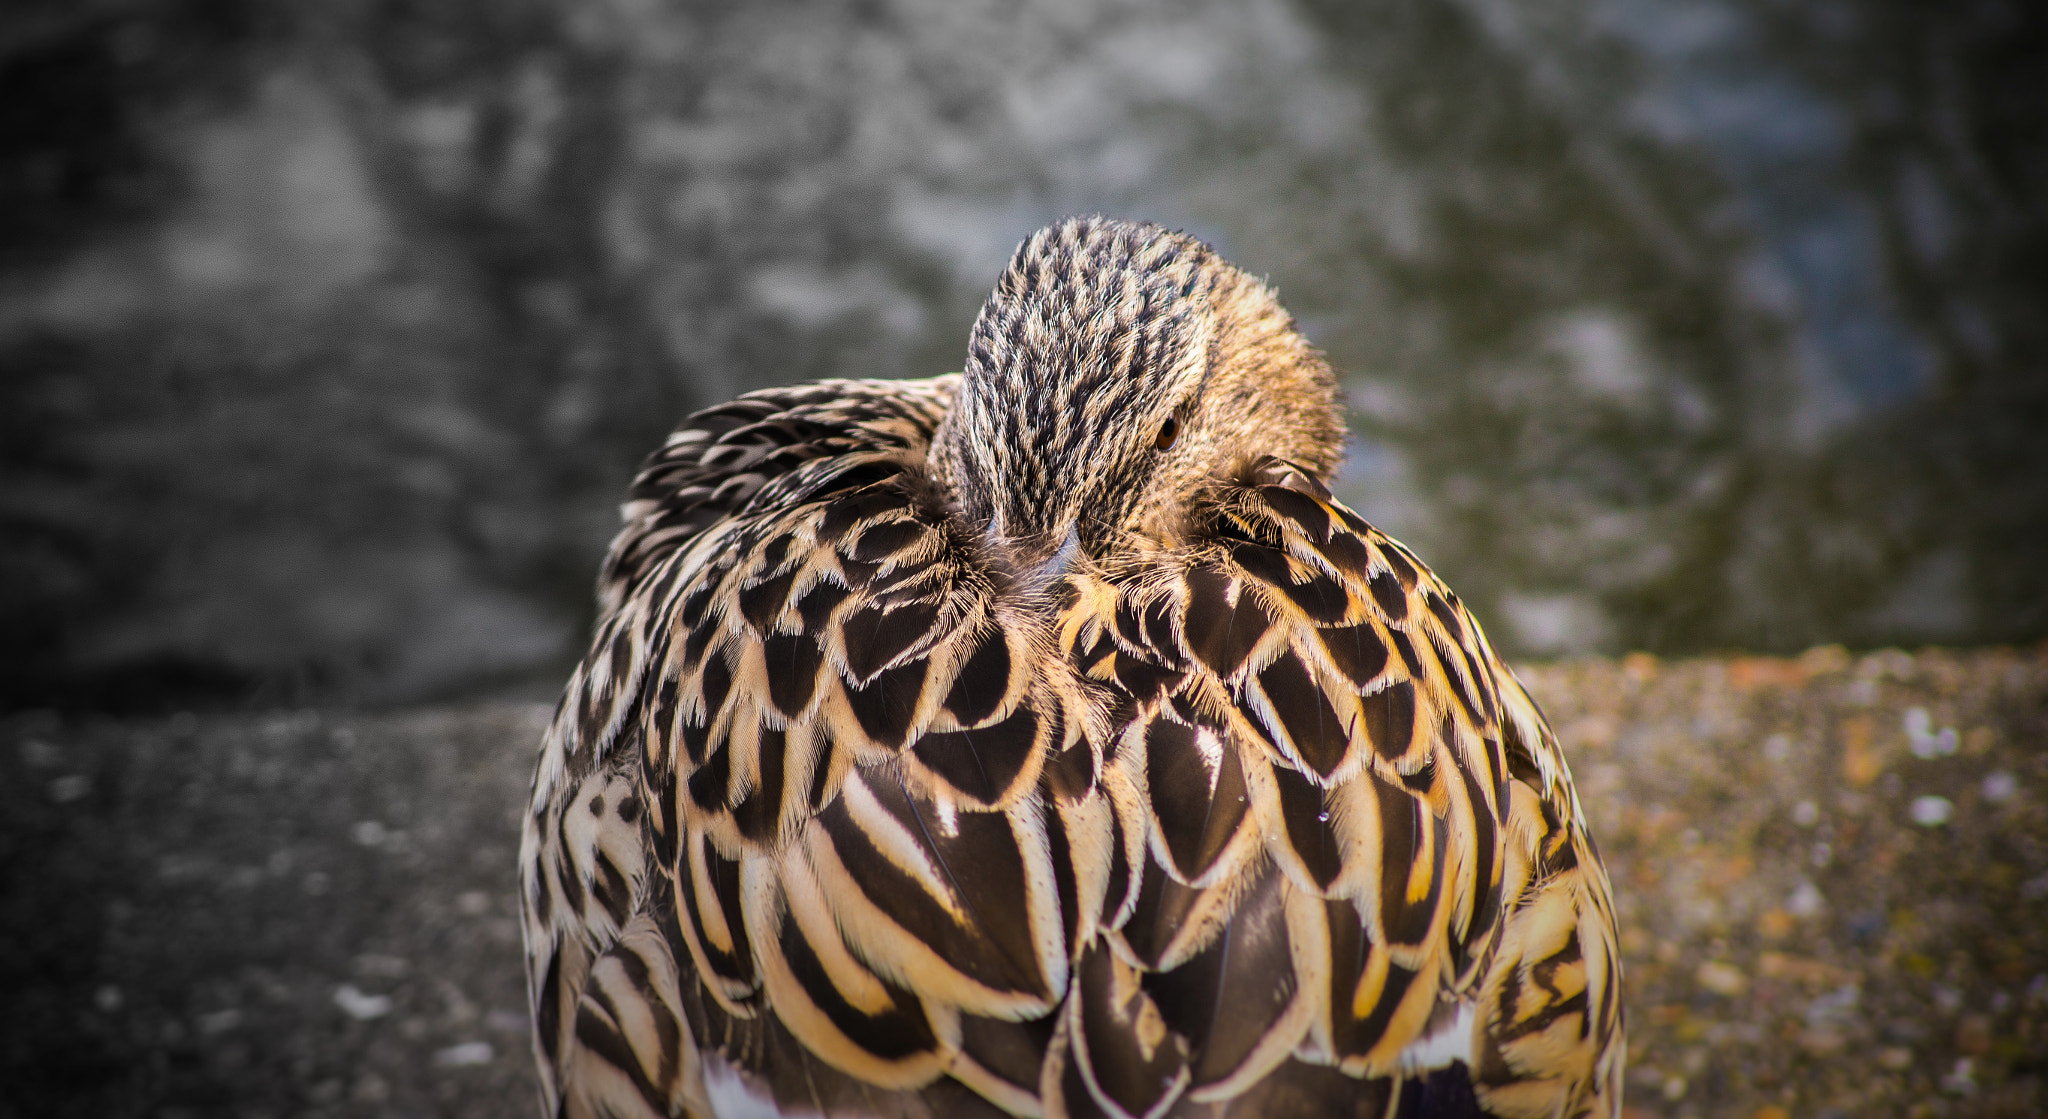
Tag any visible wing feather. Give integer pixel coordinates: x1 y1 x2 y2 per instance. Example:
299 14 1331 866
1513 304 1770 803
1044 456 1620 1117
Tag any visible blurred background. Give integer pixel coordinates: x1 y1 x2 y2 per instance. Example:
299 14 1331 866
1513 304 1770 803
4 0 2044 713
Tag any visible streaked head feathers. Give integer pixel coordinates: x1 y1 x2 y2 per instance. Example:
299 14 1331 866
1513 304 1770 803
934 216 1342 567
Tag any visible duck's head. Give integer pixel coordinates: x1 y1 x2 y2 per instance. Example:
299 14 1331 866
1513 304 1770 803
931 216 1342 578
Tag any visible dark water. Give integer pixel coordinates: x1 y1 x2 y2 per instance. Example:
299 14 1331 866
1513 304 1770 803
3 0 2043 707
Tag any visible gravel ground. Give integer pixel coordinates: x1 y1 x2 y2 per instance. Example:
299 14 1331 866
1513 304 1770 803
0 704 548 1118
1518 647 2048 1119
3 646 2044 1118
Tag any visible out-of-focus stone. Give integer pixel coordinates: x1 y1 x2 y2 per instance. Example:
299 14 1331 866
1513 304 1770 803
1697 960 1749 997
1956 1014 1993 1055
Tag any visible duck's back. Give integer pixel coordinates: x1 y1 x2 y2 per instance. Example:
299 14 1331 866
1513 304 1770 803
519 375 1622 1119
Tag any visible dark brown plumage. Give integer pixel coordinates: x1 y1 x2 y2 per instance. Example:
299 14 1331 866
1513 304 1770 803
520 217 1624 1118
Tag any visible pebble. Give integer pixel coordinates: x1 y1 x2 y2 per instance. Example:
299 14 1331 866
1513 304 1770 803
1696 960 1748 997
198 1008 243 1035
1909 795 1953 827
352 1073 391 1103
1982 770 2017 802
484 1009 528 1032
356 954 409 978
1954 1013 1991 1054
1904 708 1959 758
333 984 393 1021
434 1040 496 1067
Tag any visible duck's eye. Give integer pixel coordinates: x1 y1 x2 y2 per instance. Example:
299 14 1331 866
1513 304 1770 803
1155 415 1180 451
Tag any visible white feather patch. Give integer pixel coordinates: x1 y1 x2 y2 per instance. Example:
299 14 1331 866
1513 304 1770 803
1396 1000 1475 1074
703 1051 818 1119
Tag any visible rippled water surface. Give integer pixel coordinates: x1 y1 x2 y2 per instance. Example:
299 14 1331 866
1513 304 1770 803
3 0 2042 704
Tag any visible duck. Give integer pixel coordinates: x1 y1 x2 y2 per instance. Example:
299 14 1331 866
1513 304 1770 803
519 216 1624 1118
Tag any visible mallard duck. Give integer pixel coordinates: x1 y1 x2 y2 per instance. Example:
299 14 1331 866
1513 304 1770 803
519 217 1623 1118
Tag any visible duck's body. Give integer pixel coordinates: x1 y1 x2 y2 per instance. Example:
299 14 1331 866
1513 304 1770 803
521 218 1623 1118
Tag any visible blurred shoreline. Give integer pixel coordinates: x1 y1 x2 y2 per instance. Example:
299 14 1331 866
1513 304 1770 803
5 0 2044 714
